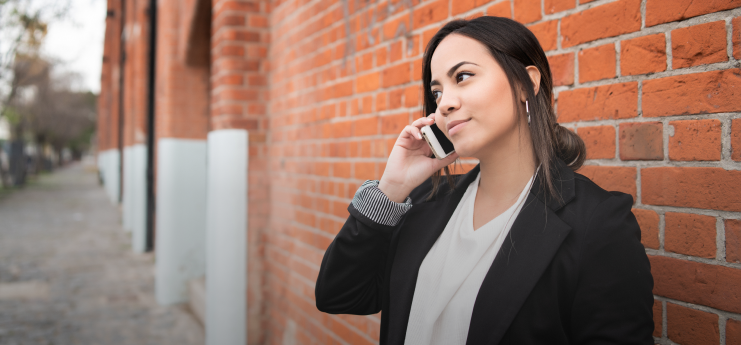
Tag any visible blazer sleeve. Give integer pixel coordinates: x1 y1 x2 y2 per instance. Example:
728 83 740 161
570 192 655 344
315 182 410 315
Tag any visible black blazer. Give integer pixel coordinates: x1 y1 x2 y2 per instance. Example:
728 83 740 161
315 160 654 344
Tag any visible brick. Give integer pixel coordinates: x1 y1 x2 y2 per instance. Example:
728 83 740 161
545 0 575 14
641 167 741 212
652 299 662 337
381 63 411 88
728 319 741 344
632 208 659 249
669 119 721 161
671 21 727 69
619 122 663 161
381 112 410 135
528 20 558 51
561 0 641 48
666 303 720 345
576 165 636 201
413 0 448 29
734 17 741 60
578 44 616 83
452 0 495 15
722 219 741 267
513 0 541 24
642 70 741 117
665 212 716 258
354 162 376 180
620 33 666 76
548 53 574 86
354 116 378 137
486 1 512 18
356 72 379 93
734 119 741 162
646 0 741 27
650 255 741 313
577 125 615 159
557 82 638 122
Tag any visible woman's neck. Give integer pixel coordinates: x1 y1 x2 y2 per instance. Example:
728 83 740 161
475 129 537 204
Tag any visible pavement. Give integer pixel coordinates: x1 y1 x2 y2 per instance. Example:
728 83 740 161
0 162 204 345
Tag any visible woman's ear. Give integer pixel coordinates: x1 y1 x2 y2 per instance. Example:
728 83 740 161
520 66 541 102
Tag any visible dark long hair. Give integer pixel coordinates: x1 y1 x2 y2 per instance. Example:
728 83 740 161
422 16 585 200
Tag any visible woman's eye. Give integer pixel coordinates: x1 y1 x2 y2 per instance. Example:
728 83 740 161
432 90 442 100
456 72 473 83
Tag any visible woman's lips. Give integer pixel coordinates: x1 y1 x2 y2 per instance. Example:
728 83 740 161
447 119 470 136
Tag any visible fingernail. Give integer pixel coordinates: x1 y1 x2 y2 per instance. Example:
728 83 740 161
417 133 422 139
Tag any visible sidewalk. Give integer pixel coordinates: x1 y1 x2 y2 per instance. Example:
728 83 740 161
0 162 204 345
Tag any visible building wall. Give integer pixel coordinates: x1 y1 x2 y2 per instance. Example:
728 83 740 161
211 0 271 342
266 1 741 344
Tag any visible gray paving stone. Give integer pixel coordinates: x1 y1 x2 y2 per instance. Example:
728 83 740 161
0 162 204 345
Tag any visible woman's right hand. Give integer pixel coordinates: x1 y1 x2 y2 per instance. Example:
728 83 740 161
377 114 459 203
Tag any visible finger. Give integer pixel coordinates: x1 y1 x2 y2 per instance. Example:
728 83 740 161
412 116 434 128
402 125 423 140
435 152 459 170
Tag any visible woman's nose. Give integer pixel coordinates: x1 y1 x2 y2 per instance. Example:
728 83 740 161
438 92 460 116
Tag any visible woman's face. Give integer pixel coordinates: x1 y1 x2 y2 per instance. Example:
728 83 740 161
429 34 524 159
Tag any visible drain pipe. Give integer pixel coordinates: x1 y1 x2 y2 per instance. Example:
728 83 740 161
145 0 157 252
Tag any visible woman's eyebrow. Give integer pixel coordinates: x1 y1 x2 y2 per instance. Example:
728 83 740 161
430 61 479 87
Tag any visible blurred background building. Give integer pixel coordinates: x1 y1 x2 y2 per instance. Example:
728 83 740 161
93 0 741 344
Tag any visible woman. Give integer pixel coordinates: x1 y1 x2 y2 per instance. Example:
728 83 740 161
315 16 654 345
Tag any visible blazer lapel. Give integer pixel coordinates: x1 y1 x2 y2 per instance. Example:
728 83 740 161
465 161 576 345
386 166 480 345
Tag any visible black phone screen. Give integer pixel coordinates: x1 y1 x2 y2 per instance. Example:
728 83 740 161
429 123 455 154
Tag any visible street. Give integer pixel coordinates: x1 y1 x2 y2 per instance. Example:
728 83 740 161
0 162 204 345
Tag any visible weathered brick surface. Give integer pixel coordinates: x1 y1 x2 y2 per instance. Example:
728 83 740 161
642 167 741 212
666 303 720 345
668 119 721 161
513 0 541 24
646 0 741 27
664 212 716 258
651 255 741 314
486 1 512 18
642 70 741 117
576 166 636 201
734 17 741 60
561 0 641 48
727 219 741 263
577 125 615 159
653 300 662 337
733 119 741 161
528 20 558 51
558 82 638 122
633 208 659 249
619 122 663 161
578 44 616 83
547 53 574 86
728 319 741 345
544 0 574 15
620 34 666 76
671 21 727 69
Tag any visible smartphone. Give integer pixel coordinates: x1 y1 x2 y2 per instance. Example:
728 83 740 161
421 123 455 159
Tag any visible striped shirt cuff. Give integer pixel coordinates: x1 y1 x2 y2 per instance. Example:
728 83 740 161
351 180 413 227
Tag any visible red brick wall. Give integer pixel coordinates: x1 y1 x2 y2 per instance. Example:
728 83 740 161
122 0 151 147
98 0 124 152
210 0 271 342
265 0 741 344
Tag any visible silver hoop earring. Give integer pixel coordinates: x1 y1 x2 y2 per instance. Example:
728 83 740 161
526 100 530 125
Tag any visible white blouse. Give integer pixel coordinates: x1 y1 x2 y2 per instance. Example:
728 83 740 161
404 172 535 345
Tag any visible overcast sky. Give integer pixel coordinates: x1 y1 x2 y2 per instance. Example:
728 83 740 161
42 0 106 94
